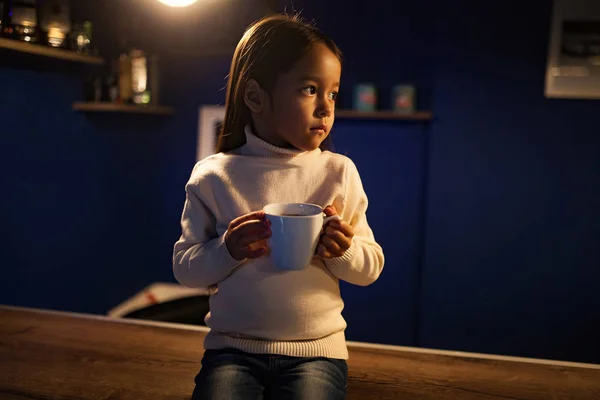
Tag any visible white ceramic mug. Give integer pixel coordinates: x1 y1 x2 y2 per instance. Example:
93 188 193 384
263 203 340 271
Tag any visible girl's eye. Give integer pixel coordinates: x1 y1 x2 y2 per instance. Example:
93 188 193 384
302 86 317 95
329 92 338 101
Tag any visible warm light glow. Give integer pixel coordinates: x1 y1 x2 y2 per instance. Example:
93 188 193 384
157 0 198 6
47 28 66 47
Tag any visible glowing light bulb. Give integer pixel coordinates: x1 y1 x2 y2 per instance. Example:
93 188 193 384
157 0 198 7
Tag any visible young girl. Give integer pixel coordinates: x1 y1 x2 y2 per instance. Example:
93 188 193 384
173 14 384 400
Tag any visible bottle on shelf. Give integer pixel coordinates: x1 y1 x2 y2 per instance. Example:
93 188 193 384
79 47 159 107
118 52 133 104
130 48 152 105
106 60 120 103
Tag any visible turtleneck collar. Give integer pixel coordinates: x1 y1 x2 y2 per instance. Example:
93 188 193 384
237 125 318 158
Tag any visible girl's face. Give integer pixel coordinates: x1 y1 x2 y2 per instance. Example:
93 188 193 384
260 44 342 151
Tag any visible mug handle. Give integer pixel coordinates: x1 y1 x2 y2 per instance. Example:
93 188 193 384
317 213 342 255
319 214 341 238
323 214 340 225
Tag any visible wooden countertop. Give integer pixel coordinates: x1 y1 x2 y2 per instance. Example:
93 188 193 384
1 305 599 399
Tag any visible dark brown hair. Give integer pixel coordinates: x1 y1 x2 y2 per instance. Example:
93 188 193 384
216 14 343 153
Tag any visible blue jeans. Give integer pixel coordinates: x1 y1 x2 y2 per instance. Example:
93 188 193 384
191 348 348 400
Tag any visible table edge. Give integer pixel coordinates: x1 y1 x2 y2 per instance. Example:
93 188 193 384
2 304 598 370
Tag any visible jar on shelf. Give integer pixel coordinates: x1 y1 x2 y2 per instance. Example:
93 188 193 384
70 21 92 54
39 0 71 48
3 0 38 43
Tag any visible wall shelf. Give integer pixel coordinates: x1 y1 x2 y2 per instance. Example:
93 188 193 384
73 102 174 115
0 37 104 65
336 110 433 121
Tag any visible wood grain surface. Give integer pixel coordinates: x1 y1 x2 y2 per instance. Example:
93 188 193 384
1 305 598 400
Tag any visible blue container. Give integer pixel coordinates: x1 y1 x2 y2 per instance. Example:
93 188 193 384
353 83 377 111
393 85 416 113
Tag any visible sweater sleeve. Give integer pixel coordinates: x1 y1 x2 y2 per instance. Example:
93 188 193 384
324 159 385 286
172 175 244 288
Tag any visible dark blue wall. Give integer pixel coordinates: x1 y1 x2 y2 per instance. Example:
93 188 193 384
0 0 259 313
281 0 600 364
1 0 598 364
421 0 600 364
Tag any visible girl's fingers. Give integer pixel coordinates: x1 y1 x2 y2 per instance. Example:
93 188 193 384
323 205 337 217
324 227 352 250
229 211 266 229
241 246 268 259
317 243 331 258
326 220 354 238
232 220 271 246
321 236 345 257
237 229 272 249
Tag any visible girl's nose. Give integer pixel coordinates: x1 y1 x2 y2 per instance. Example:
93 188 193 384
316 104 332 118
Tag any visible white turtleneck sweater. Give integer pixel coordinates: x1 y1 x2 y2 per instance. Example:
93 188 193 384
173 128 384 360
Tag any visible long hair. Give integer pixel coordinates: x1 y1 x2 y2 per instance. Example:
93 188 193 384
216 14 342 153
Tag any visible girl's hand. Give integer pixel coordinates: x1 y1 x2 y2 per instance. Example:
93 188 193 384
225 211 272 260
318 205 354 258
